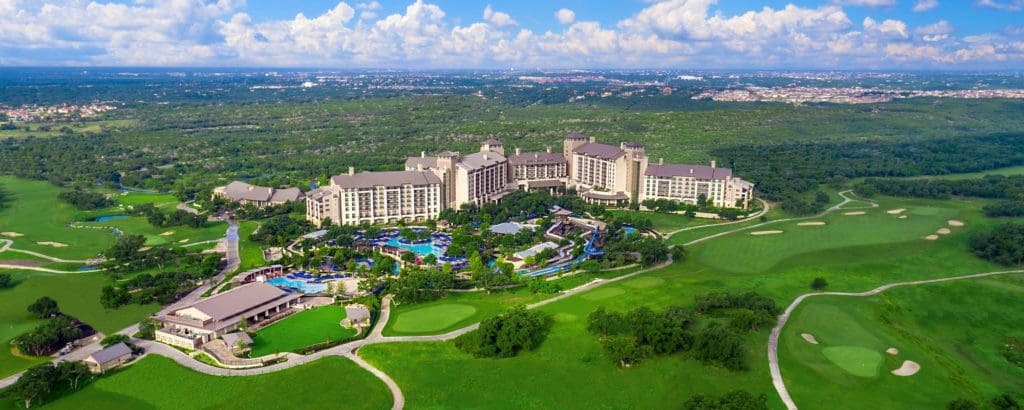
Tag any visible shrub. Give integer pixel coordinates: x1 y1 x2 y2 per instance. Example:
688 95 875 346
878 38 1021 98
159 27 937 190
455 306 551 358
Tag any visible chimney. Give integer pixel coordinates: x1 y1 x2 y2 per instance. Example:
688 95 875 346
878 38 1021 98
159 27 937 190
711 160 717 169
545 145 552 153
515 147 522 155
348 166 355 176
421 151 426 158
689 168 693 174
589 136 596 143
417 164 423 171
659 158 664 165
483 154 489 161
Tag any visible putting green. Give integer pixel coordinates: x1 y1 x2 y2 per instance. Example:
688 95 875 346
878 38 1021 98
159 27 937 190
580 287 625 301
391 304 478 333
552 313 577 323
622 277 665 289
822 346 883 378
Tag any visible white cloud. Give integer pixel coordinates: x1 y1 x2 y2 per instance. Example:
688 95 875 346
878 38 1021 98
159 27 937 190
834 0 896 7
977 0 1024 11
483 5 517 27
555 8 575 25
912 0 939 12
0 0 1021 68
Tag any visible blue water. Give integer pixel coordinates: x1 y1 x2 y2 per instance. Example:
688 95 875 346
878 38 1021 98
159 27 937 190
267 276 327 293
92 215 129 222
77 266 98 272
386 237 445 257
623 227 638 235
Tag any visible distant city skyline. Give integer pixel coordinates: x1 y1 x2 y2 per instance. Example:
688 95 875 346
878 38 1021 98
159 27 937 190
1 0 1023 69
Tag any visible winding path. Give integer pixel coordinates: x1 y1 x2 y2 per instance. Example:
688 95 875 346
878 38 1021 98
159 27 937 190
0 239 92 264
767 269 1024 410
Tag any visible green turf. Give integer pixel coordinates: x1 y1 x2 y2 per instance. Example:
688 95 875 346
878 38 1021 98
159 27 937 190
236 220 266 271
249 305 356 357
0 269 157 378
0 355 391 410
607 210 720 234
75 215 226 247
391 304 478 334
361 195 1021 409
821 346 883 378
916 165 1024 181
0 177 115 260
780 274 1024 409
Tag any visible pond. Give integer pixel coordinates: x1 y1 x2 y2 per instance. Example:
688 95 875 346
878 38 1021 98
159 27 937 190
92 215 129 222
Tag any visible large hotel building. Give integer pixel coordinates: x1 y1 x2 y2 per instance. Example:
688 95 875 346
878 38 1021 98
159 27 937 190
306 134 754 226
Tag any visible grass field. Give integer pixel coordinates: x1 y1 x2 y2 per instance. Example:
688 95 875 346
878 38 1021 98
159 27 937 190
75 215 226 247
780 274 1024 409
0 269 157 378
361 194 1020 409
384 289 546 337
237 220 266 271
0 355 391 410
249 305 357 357
0 177 115 260
607 210 719 234
917 165 1024 180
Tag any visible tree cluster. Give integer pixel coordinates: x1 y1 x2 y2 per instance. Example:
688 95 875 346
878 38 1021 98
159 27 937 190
384 266 455 304
586 305 696 368
16 314 89 357
969 224 1024 266
682 390 769 410
57 190 113 210
454 306 551 358
3 361 93 408
250 215 313 246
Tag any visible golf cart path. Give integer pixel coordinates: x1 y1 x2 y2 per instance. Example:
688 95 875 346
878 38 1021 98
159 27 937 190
0 238 92 263
661 198 771 237
767 269 1024 410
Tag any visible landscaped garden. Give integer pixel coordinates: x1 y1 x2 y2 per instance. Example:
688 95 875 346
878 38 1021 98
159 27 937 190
249 305 357 357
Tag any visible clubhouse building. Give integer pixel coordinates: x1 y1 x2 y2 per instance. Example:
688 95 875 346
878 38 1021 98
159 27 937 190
306 133 754 226
213 181 305 208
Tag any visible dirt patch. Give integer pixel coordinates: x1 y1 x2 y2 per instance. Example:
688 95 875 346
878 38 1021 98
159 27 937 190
797 222 826 226
36 241 68 248
887 209 906 215
9 346 33 360
924 235 939 241
750 230 784 236
844 211 866 216
1 232 23 237
159 230 176 236
886 347 899 355
801 333 819 345
948 220 965 227
891 360 920 376
936 228 951 235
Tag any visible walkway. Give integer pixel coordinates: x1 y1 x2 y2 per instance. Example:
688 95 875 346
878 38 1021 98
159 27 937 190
0 239 92 264
767 269 1024 410
660 197 771 238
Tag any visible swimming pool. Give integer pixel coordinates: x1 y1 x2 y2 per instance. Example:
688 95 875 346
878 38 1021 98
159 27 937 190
386 236 446 257
267 276 328 293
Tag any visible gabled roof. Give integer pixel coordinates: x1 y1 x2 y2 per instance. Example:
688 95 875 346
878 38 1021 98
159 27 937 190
222 332 253 347
270 187 304 203
184 282 295 322
645 164 732 180
456 151 507 171
565 132 587 141
219 181 303 203
405 156 438 170
332 171 442 189
88 342 131 364
482 138 503 145
509 152 566 166
573 143 625 160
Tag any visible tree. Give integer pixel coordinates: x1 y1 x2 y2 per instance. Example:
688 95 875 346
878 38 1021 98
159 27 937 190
811 277 829 291
104 234 146 261
4 363 58 408
683 390 769 410
56 361 91 391
693 325 747 370
454 306 551 358
948 399 979 410
400 251 417 264
970 224 1024 266
100 333 130 347
992 394 1021 410
27 297 59 318
422 253 437 266
601 335 652 368
0 273 12 288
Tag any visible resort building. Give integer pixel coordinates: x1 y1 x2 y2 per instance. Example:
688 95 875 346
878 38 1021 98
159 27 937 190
642 160 755 208
508 146 568 193
84 342 132 374
155 282 301 349
305 167 444 227
563 134 649 206
213 181 304 208
406 140 512 209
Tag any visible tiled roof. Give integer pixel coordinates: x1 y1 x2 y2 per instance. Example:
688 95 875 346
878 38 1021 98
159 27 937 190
565 132 587 141
509 152 566 166
456 151 507 171
332 171 442 189
573 143 625 160
645 164 732 180
88 343 131 364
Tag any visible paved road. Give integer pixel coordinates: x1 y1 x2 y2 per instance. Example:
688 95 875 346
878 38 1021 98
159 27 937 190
768 269 1024 410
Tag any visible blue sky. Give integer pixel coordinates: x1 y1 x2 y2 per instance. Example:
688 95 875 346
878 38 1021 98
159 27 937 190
0 0 1022 68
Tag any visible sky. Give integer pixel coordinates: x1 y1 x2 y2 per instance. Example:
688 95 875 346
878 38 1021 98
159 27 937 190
0 0 1023 69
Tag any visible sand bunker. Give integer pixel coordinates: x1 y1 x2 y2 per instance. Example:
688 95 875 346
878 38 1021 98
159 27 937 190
936 228 951 235
886 348 899 355
179 239 190 243
138 246 152 252
36 241 68 248
159 230 176 236
801 333 819 345
898 215 908 219
891 360 920 376
887 209 906 215
1 232 23 237
750 230 784 236
844 211 866 216
924 235 939 241
948 220 965 227
797 222 826 226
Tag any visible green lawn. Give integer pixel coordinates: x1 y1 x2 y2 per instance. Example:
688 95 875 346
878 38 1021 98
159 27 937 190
237 220 266 271
0 269 157 378
249 305 357 357
361 195 1020 409
0 177 115 260
780 274 1024 409
0 355 391 410
76 215 226 247
916 165 1024 181
608 210 720 234
384 288 548 337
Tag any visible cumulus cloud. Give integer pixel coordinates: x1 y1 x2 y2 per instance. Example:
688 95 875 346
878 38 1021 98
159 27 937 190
555 8 575 24
912 0 939 11
483 5 517 27
0 0 1020 68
